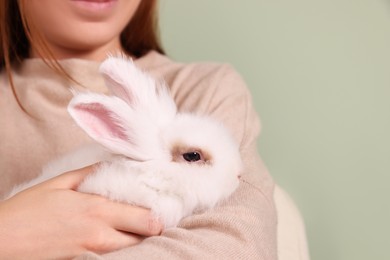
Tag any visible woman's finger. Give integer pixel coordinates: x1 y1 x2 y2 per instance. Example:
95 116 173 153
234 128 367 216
89 229 143 254
45 165 97 190
102 201 163 236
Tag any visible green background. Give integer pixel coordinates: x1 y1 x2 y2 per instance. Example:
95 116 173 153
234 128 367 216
159 1 390 260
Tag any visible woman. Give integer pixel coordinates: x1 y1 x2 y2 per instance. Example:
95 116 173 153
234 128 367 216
0 0 277 259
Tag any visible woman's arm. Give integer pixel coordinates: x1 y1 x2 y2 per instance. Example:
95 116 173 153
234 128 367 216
0 166 162 260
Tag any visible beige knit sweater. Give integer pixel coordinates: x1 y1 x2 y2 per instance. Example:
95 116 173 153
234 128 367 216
0 51 277 259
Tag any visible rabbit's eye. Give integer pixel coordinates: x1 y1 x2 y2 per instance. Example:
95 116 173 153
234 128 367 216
172 145 210 164
182 152 201 162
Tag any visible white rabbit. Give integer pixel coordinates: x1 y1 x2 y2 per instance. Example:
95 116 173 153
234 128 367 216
5 56 243 228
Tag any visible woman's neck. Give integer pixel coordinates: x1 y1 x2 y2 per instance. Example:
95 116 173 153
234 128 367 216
29 40 128 62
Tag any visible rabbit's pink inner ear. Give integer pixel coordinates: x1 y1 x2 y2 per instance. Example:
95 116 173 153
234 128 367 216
102 74 133 105
72 103 128 141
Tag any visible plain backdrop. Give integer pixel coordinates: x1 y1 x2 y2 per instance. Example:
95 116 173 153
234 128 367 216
159 1 390 260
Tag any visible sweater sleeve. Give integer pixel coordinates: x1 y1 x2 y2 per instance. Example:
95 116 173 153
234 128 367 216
74 64 277 260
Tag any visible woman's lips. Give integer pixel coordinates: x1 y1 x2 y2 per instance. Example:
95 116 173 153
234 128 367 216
70 0 117 12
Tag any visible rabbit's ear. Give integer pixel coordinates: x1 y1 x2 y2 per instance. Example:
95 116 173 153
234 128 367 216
99 56 153 105
99 55 177 127
67 93 151 161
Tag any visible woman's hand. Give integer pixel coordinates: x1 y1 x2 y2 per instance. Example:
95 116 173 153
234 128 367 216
0 166 162 259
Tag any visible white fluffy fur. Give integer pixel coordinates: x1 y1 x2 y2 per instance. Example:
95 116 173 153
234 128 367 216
4 56 243 228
